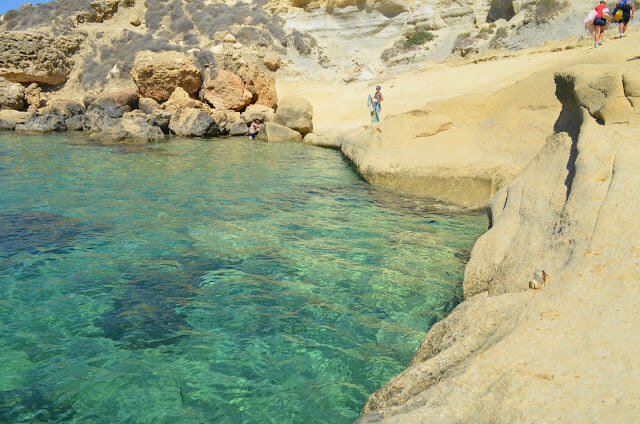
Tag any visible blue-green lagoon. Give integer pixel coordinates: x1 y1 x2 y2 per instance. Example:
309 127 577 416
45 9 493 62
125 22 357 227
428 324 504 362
0 133 486 423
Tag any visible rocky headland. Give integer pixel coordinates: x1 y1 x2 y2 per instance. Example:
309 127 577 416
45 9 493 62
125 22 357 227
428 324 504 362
1 0 639 421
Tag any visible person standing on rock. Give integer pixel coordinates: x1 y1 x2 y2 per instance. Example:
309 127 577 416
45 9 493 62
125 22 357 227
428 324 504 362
370 85 384 123
614 0 635 37
593 0 610 47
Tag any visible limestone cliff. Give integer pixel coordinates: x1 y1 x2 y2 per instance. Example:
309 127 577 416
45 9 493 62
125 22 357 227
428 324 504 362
356 64 640 422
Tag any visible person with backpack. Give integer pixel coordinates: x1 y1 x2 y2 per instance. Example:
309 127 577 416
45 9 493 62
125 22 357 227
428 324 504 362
614 0 635 37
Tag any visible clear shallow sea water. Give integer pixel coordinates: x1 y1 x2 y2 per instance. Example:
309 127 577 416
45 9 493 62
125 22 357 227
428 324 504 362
0 133 486 423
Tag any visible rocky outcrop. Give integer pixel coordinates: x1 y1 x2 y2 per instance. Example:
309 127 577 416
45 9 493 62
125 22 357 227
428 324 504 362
201 69 252 111
273 96 313 134
16 110 67 132
90 111 165 144
236 64 278 109
0 77 25 110
131 51 202 102
0 32 83 85
74 0 120 24
357 64 640 423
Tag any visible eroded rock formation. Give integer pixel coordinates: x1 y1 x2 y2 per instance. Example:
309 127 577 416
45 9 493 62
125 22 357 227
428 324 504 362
0 32 83 85
357 63 640 423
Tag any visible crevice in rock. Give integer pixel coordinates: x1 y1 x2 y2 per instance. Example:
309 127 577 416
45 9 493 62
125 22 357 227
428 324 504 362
487 0 515 22
587 144 619 247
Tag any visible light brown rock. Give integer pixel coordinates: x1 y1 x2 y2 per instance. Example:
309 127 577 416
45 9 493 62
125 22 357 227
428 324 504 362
201 69 252 111
264 54 280 71
241 104 275 123
237 65 278 109
160 86 204 111
274 96 314 134
357 63 640 424
0 32 83 86
0 77 25 110
256 121 302 142
131 51 202 102
24 83 41 110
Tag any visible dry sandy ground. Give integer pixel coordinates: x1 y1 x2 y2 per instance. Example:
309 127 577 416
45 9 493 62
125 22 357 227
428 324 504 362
278 32 639 135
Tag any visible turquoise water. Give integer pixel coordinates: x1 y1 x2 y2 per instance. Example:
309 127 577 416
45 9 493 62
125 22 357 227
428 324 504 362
0 133 486 423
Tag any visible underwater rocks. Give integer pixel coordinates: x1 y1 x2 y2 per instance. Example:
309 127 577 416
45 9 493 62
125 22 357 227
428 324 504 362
0 212 97 257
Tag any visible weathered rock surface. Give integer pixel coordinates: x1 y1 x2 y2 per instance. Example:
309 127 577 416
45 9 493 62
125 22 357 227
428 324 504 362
357 64 640 423
339 108 499 208
0 77 25 110
160 87 204 111
24 83 42 110
131 51 202 102
0 109 32 130
227 118 249 136
15 110 67 132
302 132 340 149
74 0 120 24
257 121 302 142
236 64 278 109
91 111 165 144
273 96 314 134
169 108 221 137
241 104 275 123
201 69 252 111
0 32 83 85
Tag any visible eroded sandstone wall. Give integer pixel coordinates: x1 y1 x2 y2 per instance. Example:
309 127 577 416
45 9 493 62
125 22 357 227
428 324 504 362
356 63 640 423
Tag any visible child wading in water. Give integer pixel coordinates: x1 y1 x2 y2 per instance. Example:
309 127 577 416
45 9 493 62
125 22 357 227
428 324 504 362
249 120 260 140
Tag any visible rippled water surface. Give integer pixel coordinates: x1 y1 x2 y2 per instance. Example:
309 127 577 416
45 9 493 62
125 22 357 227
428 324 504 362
0 133 486 423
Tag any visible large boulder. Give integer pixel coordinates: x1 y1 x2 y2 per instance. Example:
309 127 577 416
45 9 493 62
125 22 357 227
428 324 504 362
237 64 278 109
160 87 204 111
241 104 275 123
256 122 302 142
201 69 252 111
0 109 32 130
0 77 25 110
91 111 165 144
169 108 221 137
273 96 314 134
131 51 202 102
227 119 249 136
0 32 83 85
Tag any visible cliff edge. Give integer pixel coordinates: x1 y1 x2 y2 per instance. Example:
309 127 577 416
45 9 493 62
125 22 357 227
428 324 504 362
356 63 640 422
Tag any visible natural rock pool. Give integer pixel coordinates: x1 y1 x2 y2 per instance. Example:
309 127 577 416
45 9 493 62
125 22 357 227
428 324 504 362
0 133 486 423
